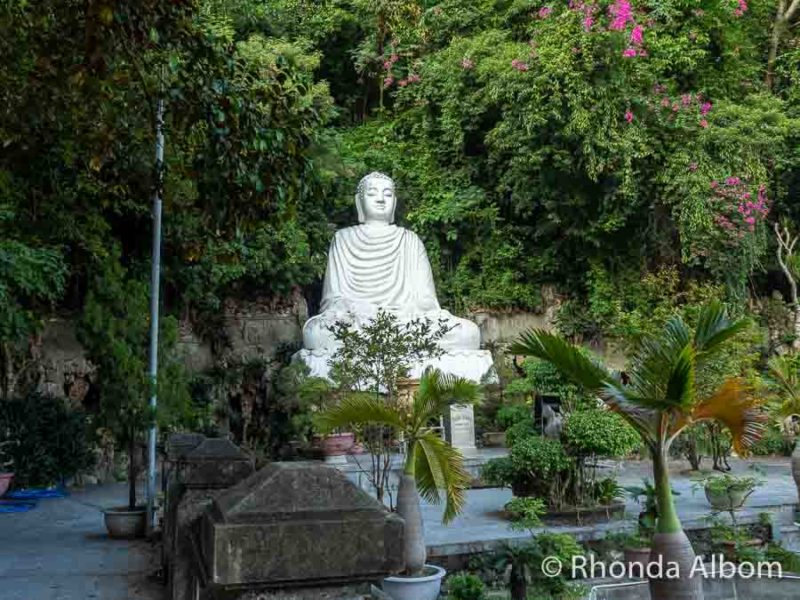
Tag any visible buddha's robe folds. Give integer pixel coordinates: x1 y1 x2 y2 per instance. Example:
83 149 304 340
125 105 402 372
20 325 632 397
297 223 493 382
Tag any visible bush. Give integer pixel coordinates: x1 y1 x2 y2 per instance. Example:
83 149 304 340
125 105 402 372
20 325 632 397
562 409 640 458
750 424 794 456
0 393 94 487
446 572 486 600
504 418 537 447
495 404 530 430
481 456 514 488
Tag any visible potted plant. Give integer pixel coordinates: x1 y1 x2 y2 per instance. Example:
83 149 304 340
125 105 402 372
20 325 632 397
316 367 481 600
78 258 193 539
699 473 761 511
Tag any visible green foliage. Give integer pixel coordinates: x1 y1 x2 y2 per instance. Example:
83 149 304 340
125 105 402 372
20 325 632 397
504 496 546 531
0 393 94 487
506 357 596 413
562 409 640 458
78 253 194 507
446 572 487 600
494 404 530 431
750 423 795 456
328 310 448 395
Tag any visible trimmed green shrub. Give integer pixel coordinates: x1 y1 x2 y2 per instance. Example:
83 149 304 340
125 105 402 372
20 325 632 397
562 409 640 458
447 572 486 600
0 393 94 487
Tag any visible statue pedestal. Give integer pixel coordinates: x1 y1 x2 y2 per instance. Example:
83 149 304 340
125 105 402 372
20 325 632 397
444 404 479 457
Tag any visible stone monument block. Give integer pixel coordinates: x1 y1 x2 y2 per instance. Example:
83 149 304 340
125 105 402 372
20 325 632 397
193 461 404 597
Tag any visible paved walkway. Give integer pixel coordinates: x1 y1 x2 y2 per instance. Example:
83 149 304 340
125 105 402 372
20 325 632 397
0 457 796 599
423 457 799 557
0 482 163 600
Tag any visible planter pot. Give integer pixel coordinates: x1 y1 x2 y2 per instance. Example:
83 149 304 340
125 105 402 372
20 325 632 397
0 473 13 497
623 547 651 575
704 485 748 511
321 433 355 457
481 431 507 448
722 538 763 560
103 506 146 539
382 565 446 600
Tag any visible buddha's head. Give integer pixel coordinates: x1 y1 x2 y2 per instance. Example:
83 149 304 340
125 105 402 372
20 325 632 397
356 172 396 224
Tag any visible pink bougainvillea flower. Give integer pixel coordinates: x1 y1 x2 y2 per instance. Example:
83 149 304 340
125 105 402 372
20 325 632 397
700 102 712 115
608 0 633 30
624 110 634 123
637 49 649 57
681 94 693 106
398 79 408 87
661 97 671 107
744 216 756 225
630 25 644 45
407 73 421 83
699 119 709 128
726 176 741 185
689 162 698 172
538 6 552 18
461 58 474 70
583 16 594 30
383 77 394 87
622 47 637 58
672 102 680 112
383 61 392 71
711 180 719 188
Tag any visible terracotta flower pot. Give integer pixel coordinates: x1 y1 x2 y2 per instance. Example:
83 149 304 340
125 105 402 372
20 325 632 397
322 433 355 457
0 473 13 497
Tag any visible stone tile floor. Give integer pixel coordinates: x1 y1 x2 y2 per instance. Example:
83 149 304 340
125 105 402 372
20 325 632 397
0 482 162 600
0 457 796 599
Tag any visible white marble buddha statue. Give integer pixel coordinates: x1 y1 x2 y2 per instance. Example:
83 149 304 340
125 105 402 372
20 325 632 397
295 172 493 383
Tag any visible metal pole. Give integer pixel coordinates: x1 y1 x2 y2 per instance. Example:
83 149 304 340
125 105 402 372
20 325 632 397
146 99 165 534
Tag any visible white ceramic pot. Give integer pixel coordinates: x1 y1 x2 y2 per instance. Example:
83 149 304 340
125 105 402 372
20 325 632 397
382 564 446 600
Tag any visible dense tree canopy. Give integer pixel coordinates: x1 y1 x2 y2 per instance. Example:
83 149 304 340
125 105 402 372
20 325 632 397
2 0 800 349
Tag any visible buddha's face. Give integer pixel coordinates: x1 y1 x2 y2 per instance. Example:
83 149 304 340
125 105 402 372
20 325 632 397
358 176 396 224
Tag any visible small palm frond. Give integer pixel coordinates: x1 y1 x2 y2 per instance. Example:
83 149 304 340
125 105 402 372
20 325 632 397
509 330 609 392
414 368 481 429
314 392 404 433
664 344 695 412
766 355 800 418
603 383 660 448
682 378 767 455
693 300 750 359
628 317 691 404
413 431 470 523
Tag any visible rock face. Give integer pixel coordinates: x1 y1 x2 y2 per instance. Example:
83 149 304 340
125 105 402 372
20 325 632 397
194 461 404 596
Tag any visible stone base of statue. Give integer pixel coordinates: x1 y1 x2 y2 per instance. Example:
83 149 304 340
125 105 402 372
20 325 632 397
293 348 494 384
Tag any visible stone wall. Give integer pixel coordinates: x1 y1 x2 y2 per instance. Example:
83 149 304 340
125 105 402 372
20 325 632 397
29 292 308 401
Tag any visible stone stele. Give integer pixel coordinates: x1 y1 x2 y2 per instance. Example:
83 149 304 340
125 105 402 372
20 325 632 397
294 171 494 384
194 461 404 596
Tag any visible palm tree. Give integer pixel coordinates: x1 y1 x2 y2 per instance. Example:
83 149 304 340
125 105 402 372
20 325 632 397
315 368 481 575
510 301 765 600
765 354 800 498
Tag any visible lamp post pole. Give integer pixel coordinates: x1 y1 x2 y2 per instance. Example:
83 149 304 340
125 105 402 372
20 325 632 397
146 98 165 535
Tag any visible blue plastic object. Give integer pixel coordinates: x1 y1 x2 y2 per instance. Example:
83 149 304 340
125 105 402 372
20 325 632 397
0 500 37 513
6 486 68 500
